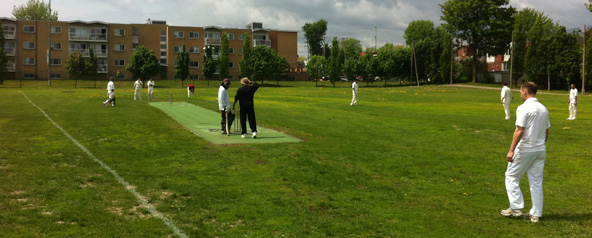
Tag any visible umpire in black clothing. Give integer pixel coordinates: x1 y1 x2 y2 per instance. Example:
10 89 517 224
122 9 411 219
233 77 260 138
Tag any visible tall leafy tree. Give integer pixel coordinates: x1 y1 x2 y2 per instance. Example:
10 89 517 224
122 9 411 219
302 19 328 56
394 47 413 84
511 8 553 84
377 44 398 86
340 38 363 61
441 0 515 82
86 47 98 76
0 22 7 84
126 46 160 83
12 0 58 21
404 20 435 81
344 57 358 82
240 33 252 79
202 45 217 86
249 45 290 85
328 37 342 87
219 33 230 79
176 45 190 86
64 51 87 87
307 55 326 85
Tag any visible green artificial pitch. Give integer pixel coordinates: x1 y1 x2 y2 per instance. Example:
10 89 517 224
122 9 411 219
149 102 301 144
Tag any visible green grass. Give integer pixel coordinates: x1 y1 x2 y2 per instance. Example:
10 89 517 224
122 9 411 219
1 81 591 237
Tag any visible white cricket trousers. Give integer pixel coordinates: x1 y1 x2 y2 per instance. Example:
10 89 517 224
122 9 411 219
569 103 577 119
134 88 142 100
148 88 154 100
505 150 546 217
351 92 357 105
503 99 511 119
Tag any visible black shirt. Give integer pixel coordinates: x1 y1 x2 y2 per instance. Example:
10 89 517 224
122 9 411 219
235 83 260 108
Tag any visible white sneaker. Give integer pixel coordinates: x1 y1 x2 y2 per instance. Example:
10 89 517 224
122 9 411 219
501 208 523 217
530 215 540 223
241 134 246 138
252 132 257 139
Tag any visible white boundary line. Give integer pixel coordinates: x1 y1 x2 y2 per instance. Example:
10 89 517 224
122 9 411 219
19 92 188 238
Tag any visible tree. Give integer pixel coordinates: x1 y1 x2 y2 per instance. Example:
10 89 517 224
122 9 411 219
176 45 190 86
240 33 253 79
302 19 328 56
328 37 342 87
393 47 413 84
12 0 58 21
126 46 160 83
307 55 326 86
404 20 435 81
86 47 98 76
441 0 515 82
340 38 363 61
344 57 358 82
250 45 290 85
64 51 87 87
377 44 398 86
0 22 7 84
587 0 592 13
202 45 217 86
219 33 230 79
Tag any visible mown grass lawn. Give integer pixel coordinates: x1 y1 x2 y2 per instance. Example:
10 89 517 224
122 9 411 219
1 80 590 237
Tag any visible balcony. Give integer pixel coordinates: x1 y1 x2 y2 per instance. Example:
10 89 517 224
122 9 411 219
3 30 15 39
205 38 221 45
6 63 15 72
95 50 108 57
4 47 15 56
69 33 107 41
70 49 89 57
254 39 271 47
98 64 108 73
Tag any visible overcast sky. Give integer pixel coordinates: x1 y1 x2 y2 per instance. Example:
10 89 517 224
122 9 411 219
2 0 592 58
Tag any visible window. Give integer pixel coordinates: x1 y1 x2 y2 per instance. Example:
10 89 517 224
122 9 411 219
160 44 167 50
189 46 199 53
114 44 126 52
114 28 125 36
24 73 36 79
227 33 234 40
160 30 167 36
160 58 167 64
189 75 199 80
133 28 139 36
189 61 199 68
90 28 107 40
189 32 199 39
114 59 125 67
229 48 234 54
174 46 183 53
161 35 167 42
51 26 62 34
174 31 184 38
23 42 36 49
24 58 35 65
50 73 62 79
239 34 245 40
239 48 243 55
50 42 62 50
205 32 220 39
115 73 125 79
229 62 234 68
50 58 62 65
160 51 167 57
70 27 88 39
23 25 35 33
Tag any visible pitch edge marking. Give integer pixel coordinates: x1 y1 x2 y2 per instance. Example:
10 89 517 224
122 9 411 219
19 92 188 238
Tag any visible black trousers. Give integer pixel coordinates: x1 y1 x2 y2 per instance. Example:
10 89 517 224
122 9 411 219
220 111 235 133
240 106 257 134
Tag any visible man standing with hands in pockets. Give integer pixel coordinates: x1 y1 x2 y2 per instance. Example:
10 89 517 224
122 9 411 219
501 82 550 223
233 77 259 139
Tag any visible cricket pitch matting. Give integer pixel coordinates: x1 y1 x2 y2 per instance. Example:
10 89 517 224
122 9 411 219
150 102 301 144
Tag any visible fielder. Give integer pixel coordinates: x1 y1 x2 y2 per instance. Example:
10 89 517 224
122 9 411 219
103 77 116 107
501 82 514 120
502 82 550 223
147 78 155 101
217 79 234 134
568 84 578 120
351 77 359 106
134 78 143 100
188 84 195 97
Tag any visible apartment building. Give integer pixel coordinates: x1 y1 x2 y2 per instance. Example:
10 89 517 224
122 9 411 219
1 18 298 81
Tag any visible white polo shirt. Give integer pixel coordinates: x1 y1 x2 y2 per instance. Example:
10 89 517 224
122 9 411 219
570 88 578 104
515 98 550 152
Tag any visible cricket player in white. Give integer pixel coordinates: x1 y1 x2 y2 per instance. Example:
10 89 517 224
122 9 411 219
147 78 155 101
351 77 359 106
218 79 234 134
501 82 514 120
134 78 143 100
502 82 550 223
568 84 578 120
103 77 116 106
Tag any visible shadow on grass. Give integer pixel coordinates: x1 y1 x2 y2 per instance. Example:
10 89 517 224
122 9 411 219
544 213 592 222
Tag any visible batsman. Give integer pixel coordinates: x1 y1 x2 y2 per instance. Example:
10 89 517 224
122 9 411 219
218 78 235 135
